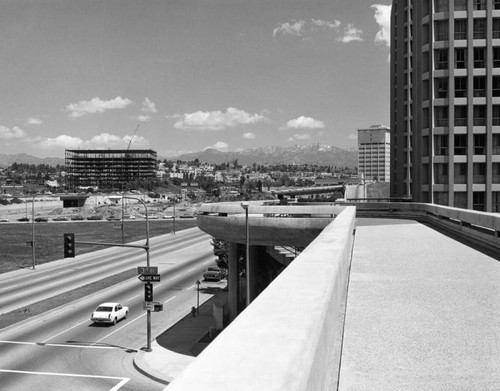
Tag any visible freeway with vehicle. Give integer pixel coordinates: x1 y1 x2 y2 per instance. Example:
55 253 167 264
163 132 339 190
0 227 216 390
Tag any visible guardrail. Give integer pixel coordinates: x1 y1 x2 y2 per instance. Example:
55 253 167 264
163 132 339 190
167 206 357 391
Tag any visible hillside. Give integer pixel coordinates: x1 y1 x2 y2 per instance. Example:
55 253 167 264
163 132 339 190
0 153 64 168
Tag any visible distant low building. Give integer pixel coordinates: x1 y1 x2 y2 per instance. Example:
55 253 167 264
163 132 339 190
65 149 157 190
357 125 390 182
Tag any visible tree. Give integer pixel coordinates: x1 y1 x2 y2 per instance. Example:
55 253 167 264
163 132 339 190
211 238 228 269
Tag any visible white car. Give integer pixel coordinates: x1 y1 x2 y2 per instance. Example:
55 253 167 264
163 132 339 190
91 302 128 325
0 217 9 222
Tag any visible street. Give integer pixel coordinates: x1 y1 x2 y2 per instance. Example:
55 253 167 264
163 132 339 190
0 228 215 390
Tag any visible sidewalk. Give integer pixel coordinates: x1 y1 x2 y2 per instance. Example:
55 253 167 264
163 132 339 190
134 291 227 385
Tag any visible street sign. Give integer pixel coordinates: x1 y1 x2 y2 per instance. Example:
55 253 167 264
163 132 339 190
143 301 153 310
137 266 158 275
138 274 161 282
153 303 163 312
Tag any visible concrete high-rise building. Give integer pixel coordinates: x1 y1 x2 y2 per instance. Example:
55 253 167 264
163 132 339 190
391 0 500 212
358 125 391 182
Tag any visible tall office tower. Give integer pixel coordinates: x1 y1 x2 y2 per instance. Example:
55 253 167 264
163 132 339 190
391 0 500 212
358 125 391 182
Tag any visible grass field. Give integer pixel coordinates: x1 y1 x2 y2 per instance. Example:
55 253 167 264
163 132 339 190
0 219 198 274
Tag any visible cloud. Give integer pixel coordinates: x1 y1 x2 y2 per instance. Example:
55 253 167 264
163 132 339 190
174 107 267 131
39 135 83 149
273 18 361 43
337 24 363 43
0 125 25 139
372 4 391 47
27 117 43 125
136 114 151 122
141 97 157 114
280 116 325 130
243 132 256 139
294 133 312 140
273 20 307 38
37 132 149 150
348 134 358 140
66 96 133 118
204 141 229 152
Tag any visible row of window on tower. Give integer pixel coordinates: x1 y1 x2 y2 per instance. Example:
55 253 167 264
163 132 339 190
434 0 500 13
434 75 500 99
424 133 500 155
432 105 500 126
434 18 500 41
433 47 500 70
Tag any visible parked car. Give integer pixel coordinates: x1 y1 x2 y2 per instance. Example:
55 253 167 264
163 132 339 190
52 216 68 221
203 266 227 281
70 215 84 221
0 217 9 222
91 302 129 325
34 217 48 222
17 217 30 222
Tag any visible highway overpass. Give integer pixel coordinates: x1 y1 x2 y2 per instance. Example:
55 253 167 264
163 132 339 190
164 201 499 390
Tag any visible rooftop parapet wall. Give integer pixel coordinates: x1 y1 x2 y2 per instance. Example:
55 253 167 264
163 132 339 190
167 206 356 391
346 201 500 254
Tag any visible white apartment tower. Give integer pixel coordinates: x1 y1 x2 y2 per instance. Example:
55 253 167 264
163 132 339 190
358 125 391 182
391 0 500 212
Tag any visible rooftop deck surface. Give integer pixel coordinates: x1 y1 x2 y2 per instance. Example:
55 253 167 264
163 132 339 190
339 218 500 390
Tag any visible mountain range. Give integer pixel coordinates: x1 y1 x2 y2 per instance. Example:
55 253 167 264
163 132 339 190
0 144 358 168
174 144 358 167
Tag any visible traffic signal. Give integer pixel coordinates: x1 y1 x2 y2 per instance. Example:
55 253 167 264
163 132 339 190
63 233 75 258
144 283 153 302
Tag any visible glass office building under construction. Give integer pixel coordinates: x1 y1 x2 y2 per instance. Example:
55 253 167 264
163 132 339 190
65 149 157 190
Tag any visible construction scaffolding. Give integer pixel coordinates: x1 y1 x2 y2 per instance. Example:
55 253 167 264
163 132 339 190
65 149 157 191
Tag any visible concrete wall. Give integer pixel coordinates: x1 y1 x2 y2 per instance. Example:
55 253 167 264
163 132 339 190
166 206 356 391
349 202 500 255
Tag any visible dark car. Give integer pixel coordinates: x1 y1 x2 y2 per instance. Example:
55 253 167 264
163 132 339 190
34 217 48 222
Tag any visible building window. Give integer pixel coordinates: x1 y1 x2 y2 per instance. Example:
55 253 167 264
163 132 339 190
435 134 448 155
455 0 468 11
473 106 487 126
454 163 467 184
473 47 486 68
473 0 486 10
493 106 500 126
435 78 448 98
473 76 486 97
454 192 467 209
474 133 486 154
493 134 500 154
473 192 485 211
494 48 500 68
495 0 500 10
455 48 467 69
454 105 468 126
434 163 449 184
435 20 448 41
494 19 500 39
493 77 500 97
473 19 487 39
455 77 467 97
435 0 449 12
434 191 448 206
455 134 468 155
435 106 449 127
473 163 486 184
436 49 449 70
493 192 500 213
493 163 500 183
455 19 467 40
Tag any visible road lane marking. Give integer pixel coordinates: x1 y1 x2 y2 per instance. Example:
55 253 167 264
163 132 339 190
170 274 181 280
41 319 90 343
125 293 139 301
188 267 196 272
163 296 176 304
0 369 130 390
0 340 120 350
92 314 145 346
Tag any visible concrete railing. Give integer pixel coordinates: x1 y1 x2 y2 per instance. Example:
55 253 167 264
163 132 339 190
166 206 356 391
346 202 500 254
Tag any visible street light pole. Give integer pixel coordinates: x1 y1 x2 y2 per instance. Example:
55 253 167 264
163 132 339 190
32 195 36 270
196 280 201 313
113 195 151 351
241 202 250 306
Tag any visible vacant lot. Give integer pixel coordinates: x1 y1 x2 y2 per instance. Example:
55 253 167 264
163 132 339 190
0 219 198 274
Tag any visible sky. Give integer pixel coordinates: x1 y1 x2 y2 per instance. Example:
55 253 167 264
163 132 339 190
0 0 392 158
